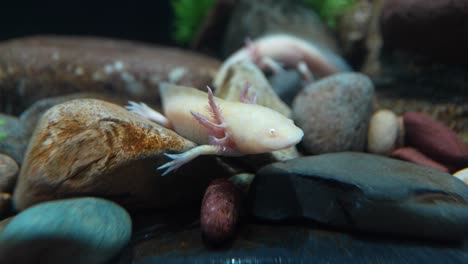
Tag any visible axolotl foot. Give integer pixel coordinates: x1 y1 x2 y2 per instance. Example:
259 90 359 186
126 101 172 128
158 145 238 176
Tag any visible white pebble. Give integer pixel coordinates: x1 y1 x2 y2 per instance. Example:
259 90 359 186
453 168 468 185
367 109 399 155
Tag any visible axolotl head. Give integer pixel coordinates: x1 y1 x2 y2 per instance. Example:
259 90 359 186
226 104 304 154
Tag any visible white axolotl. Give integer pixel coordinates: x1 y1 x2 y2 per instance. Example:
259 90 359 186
126 84 303 176
214 34 351 87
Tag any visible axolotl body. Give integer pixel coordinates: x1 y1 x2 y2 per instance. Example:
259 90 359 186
127 84 303 175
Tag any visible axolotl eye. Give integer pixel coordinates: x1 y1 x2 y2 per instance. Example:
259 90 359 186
268 128 277 137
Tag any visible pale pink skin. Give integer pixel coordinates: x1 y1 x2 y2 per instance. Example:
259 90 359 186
214 34 342 88
126 85 304 176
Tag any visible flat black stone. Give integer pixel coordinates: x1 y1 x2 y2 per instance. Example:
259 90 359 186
248 152 468 241
124 223 468 264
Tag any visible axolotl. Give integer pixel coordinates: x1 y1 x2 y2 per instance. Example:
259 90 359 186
126 84 303 176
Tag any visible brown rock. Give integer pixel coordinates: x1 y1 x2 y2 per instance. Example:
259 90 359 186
0 36 220 114
214 61 291 117
403 112 468 169
0 154 18 193
200 179 240 244
13 99 228 211
391 147 449 173
19 93 129 138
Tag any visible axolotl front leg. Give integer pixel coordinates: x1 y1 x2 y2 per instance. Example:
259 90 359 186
127 87 246 176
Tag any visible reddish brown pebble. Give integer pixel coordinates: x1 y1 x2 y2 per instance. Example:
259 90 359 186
403 112 468 169
391 147 450 173
200 179 240 244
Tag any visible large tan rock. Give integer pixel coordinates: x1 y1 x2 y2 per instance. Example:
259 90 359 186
13 99 227 211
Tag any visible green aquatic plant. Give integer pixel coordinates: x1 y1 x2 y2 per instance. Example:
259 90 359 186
303 0 355 28
171 0 215 45
0 119 5 140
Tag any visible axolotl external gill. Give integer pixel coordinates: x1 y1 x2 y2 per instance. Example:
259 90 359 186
126 84 303 175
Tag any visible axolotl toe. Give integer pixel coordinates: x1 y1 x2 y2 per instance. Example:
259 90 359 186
127 84 303 175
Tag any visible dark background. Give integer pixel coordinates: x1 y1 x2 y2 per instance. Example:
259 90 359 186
0 1 175 45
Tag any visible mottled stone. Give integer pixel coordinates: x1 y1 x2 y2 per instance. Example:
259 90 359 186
367 109 400 155
249 152 468 240
0 197 131 264
0 114 28 164
0 154 18 192
292 73 374 154
13 99 227 211
381 0 468 63
200 179 240 244
0 36 220 114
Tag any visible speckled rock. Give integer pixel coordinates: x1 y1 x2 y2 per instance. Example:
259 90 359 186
381 0 468 63
0 154 18 192
292 73 374 154
367 109 400 155
13 99 227 211
0 197 131 264
249 152 468 240
0 36 220 115
0 114 28 164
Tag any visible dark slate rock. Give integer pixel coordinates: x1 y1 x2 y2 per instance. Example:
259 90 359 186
0 197 132 264
124 222 468 264
248 152 468 241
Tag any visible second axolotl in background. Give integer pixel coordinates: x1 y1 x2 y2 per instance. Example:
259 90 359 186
126 84 303 175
